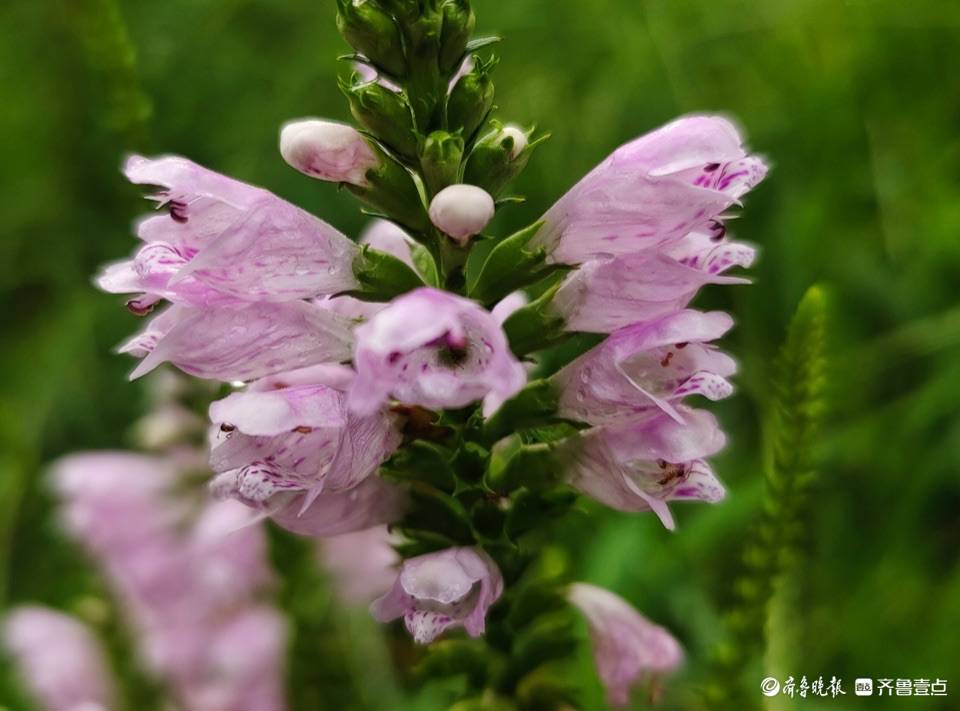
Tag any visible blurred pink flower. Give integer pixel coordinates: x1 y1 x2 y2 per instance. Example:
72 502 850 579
319 526 399 605
532 115 766 264
567 583 682 707
3 606 115 711
371 547 503 644
349 288 526 417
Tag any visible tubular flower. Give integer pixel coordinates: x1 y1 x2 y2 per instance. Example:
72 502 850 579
530 115 766 264
97 155 361 312
567 583 683 707
3 606 115 711
562 408 727 530
128 300 354 382
553 310 737 425
208 365 403 504
349 288 526 417
280 118 380 186
371 547 504 644
550 240 754 333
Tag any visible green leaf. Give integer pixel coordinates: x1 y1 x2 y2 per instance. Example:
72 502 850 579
505 488 577 541
350 243 426 301
466 221 555 305
486 436 561 493
501 280 569 357
381 440 457 491
483 379 560 444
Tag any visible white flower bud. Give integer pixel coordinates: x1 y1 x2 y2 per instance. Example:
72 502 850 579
279 118 379 186
428 184 495 243
500 124 528 159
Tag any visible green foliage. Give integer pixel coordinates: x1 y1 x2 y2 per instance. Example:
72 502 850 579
704 284 829 708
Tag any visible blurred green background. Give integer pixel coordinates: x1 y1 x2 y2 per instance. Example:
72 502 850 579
1 0 958 709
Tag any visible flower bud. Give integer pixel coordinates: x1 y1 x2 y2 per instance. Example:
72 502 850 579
447 59 495 140
336 0 406 78
464 121 534 196
280 118 380 186
428 184 495 243
343 78 418 160
421 130 465 195
439 0 475 74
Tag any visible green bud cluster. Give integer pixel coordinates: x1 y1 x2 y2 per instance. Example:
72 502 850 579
335 0 547 290
329 4 592 709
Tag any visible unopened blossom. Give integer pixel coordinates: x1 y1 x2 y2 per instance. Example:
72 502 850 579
359 219 416 268
550 241 754 333
371 547 503 644
97 155 361 312
563 408 727 530
319 526 400 605
128 300 354 382
531 114 767 264
349 288 526 416
428 184 496 243
3 606 115 711
280 118 380 186
208 366 402 502
567 583 683 707
491 291 528 324
554 310 737 425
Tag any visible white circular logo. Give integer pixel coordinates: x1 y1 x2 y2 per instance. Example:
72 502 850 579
761 677 781 696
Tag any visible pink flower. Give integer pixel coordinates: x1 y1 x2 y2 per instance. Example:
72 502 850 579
371 547 503 644
531 115 766 264
179 606 288 711
349 288 526 417
554 310 737 425
319 526 400 605
208 366 402 500
51 452 285 709
564 408 727 530
428 184 496 243
97 155 360 311
359 219 416 269
3 606 115 711
280 118 380 186
269 476 406 537
128 300 354 382
550 242 753 333
567 583 683 707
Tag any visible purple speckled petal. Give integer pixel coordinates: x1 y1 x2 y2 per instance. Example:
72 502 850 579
210 386 347 437
268 476 408 537
555 310 736 425
129 301 353 382
564 408 727 529
173 198 359 301
371 547 503 644
532 115 766 264
349 288 526 416
567 583 683 707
